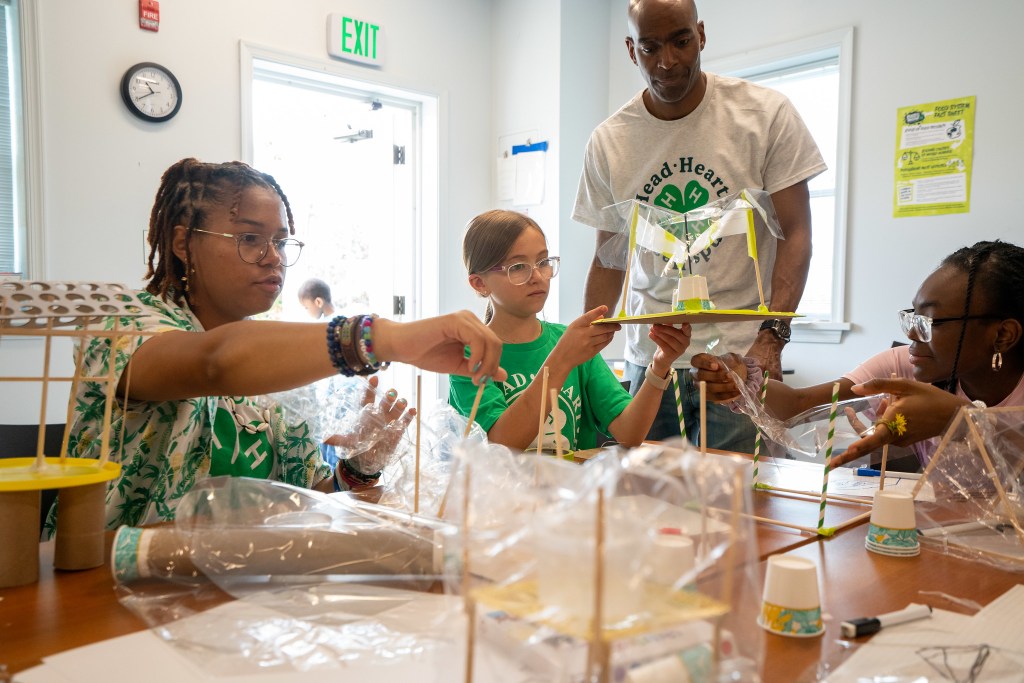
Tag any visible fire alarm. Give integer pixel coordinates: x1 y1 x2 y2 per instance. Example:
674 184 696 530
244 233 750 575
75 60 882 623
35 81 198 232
139 0 160 32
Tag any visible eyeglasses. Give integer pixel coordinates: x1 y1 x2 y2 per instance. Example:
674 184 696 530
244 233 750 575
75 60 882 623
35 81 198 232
192 229 304 267
898 308 1001 343
487 256 560 285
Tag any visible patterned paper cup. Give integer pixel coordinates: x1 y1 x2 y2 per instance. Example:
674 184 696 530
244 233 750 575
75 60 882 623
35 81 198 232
757 555 824 637
866 490 919 556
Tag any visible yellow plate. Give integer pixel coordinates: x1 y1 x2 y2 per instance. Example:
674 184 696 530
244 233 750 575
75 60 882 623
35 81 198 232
595 309 801 325
0 457 121 492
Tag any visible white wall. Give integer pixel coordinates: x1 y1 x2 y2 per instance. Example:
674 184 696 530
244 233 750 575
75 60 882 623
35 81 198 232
593 0 1024 386
4 0 494 421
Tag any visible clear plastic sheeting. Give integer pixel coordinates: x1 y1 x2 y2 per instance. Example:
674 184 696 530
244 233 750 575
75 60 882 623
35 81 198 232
594 190 783 282
269 375 416 476
722 361 882 460
914 406 1024 572
440 440 765 682
111 477 462 675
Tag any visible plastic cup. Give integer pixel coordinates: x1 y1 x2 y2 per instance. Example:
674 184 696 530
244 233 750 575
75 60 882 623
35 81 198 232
649 532 696 587
758 555 824 637
533 514 650 623
866 490 919 556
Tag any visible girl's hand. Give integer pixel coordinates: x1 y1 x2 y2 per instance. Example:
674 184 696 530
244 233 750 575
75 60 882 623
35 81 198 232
649 324 692 375
690 352 749 402
372 311 506 385
551 306 619 370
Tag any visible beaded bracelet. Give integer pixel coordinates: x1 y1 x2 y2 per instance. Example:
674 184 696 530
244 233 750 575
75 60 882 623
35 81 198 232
339 456 382 486
356 315 390 372
339 316 367 374
325 315 355 376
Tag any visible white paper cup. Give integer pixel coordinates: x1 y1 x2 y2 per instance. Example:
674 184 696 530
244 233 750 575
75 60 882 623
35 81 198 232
870 490 917 530
649 532 695 587
533 515 650 623
758 555 823 637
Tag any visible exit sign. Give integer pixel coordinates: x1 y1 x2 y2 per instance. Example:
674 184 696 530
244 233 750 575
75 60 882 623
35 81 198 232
327 14 382 66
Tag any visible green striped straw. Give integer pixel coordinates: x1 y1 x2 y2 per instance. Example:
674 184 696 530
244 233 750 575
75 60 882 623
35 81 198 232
752 369 769 485
817 381 841 531
672 369 688 442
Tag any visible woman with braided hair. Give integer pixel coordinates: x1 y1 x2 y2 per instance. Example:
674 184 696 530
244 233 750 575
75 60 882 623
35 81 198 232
58 158 505 532
691 240 1024 467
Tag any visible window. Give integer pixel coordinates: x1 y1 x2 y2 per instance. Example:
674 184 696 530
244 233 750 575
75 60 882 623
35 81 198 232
707 28 853 342
0 0 24 276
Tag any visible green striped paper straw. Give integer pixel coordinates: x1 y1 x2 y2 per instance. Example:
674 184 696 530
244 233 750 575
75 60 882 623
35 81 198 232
672 369 688 442
752 369 769 485
818 381 840 530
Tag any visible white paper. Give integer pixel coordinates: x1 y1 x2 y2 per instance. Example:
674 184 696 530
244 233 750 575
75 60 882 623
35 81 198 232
513 150 545 205
496 156 515 201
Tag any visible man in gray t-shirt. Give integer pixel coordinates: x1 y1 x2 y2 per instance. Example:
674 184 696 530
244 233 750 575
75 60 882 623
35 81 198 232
573 0 825 451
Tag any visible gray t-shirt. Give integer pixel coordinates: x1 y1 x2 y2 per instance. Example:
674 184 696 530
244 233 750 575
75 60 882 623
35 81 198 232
573 73 826 368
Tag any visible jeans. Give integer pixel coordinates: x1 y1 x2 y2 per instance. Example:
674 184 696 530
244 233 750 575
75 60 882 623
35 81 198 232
623 360 758 454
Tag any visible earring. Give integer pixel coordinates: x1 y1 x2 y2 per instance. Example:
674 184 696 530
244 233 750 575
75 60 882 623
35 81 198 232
992 351 1003 371
181 274 189 294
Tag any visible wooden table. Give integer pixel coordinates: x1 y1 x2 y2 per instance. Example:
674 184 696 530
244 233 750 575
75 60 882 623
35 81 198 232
3 469 1016 681
0 536 146 674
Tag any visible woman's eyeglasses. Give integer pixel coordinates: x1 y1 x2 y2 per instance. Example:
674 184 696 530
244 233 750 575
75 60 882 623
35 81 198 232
192 229 304 267
487 257 560 285
898 308 1000 343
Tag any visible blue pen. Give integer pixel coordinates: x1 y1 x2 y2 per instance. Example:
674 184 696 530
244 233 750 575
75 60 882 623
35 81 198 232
856 467 922 479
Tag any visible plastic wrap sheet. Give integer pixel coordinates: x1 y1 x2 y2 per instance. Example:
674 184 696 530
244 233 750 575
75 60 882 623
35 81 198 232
594 190 783 283
270 375 414 476
112 477 463 674
915 406 1024 572
440 440 764 682
722 361 884 461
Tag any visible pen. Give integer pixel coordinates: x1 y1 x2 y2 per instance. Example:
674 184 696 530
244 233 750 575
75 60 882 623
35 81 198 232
919 520 1009 537
840 603 932 638
855 467 922 479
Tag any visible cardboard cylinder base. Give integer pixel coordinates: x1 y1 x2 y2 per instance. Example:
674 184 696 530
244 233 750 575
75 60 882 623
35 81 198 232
0 489 42 587
54 482 106 571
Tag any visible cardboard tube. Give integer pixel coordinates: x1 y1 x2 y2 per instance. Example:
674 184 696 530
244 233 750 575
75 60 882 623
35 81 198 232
113 524 441 586
54 482 107 570
0 490 41 587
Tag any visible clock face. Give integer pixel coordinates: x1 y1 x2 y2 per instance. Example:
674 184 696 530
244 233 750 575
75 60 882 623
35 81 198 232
120 62 182 122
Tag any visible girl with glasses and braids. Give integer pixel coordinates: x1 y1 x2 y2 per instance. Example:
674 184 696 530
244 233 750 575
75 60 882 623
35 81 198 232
450 209 691 453
692 240 1024 468
55 158 504 534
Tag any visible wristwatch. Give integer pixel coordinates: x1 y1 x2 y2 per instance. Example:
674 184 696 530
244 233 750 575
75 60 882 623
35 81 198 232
759 319 792 344
644 363 673 391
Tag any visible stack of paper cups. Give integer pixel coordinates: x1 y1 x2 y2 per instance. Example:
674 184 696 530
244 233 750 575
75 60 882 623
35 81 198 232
649 531 695 588
758 555 824 637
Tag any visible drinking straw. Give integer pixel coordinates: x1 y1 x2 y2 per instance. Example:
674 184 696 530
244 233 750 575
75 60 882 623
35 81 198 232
752 369 769 485
817 381 840 531
672 370 688 442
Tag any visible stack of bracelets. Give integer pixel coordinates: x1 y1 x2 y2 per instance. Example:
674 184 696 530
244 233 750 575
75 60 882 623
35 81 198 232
325 314 390 377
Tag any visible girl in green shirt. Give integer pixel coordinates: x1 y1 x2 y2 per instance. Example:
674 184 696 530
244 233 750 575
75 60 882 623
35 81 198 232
450 210 691 452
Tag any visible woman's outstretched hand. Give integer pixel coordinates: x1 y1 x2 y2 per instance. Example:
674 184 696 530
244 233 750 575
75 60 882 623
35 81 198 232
372 311 507 385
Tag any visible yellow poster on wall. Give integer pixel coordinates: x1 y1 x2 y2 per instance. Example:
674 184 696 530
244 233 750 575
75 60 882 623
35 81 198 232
893 95 975 218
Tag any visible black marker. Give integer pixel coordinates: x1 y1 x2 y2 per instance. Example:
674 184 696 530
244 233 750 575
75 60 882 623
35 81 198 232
841 604 933 638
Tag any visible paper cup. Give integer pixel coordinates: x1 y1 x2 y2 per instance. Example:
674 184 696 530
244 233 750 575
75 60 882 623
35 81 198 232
533 515 650 623
649 532 695 587
866 490 919 556
758 555 824 637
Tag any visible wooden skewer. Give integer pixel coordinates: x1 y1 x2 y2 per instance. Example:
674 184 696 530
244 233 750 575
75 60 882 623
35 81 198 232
761 485 872 506
536 366 549 455
98 319 122 466
414 374 422 514
699 380 707 457
878 372 897 490
438 381 487 519
461 459 475 683
587 488 607 683
35 319 55 468
550 388 562 459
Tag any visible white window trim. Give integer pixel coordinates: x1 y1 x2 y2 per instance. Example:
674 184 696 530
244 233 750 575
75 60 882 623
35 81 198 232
12 0 43 279
706 27 854 344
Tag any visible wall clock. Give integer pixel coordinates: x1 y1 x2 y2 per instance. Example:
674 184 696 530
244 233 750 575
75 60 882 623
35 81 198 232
120 62 182 123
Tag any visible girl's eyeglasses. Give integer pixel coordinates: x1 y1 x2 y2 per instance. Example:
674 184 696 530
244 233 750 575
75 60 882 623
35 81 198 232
488 256 560 285
192 228 305 267
898 308 1000 343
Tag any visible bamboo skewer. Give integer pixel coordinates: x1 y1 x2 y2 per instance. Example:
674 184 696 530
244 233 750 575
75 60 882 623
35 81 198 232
35 319 55 468
550 388 562 459
878 372 897 491
699 380 707 457
536 366 549 455
414 374 422 514
461 459 475 683
438 381 487 519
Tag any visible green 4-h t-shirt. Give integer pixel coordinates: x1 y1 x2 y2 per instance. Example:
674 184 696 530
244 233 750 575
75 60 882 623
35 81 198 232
449 322 632 452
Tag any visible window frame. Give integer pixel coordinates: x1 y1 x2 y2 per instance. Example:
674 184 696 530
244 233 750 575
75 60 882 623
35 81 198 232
0 0 42 280
705 27 854 343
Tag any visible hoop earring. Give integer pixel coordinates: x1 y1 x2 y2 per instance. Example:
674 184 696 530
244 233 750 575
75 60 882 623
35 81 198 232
992 351 1003 372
